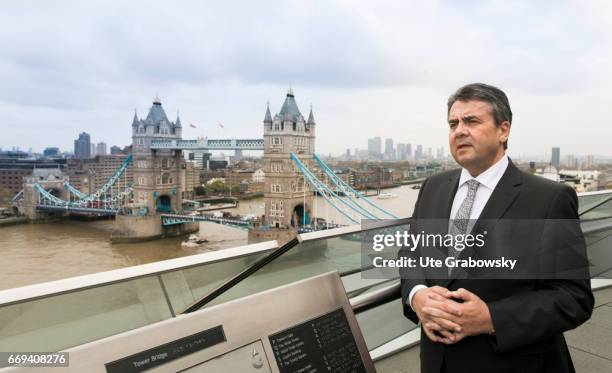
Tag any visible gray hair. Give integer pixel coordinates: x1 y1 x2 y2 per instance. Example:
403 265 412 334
447 83 512 149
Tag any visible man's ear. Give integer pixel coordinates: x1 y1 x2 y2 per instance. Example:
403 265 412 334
499 121 511 144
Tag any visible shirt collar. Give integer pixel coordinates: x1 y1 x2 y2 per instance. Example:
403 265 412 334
458 154 509 191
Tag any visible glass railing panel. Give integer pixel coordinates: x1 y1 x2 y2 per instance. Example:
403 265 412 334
200 238 353 308
0 275 171 352
578 192 612 215
342 271 399 298
597 268 612 279
198 221 411 309
582 224 612 277
580 198 612 221
160 250 274 314
356 299 417 351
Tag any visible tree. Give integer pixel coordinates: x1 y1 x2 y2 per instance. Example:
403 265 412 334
194 185 206 196
206 179 226 194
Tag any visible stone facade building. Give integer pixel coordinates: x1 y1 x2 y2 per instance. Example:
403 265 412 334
130 97 185 213
263 89 316 228
0 152 65 195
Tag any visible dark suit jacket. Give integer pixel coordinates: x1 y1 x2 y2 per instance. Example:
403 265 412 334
400 159 594 373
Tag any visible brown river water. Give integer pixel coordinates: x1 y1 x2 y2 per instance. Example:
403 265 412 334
0 186 419 290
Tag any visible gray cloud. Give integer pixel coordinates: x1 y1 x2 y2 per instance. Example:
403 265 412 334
0 0 611 157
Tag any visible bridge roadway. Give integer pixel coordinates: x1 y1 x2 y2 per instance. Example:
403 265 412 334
36 203 347 233
150 138 263 150
159 213 252 227
36 204 118 215
34 205 252 227
35 200 348 230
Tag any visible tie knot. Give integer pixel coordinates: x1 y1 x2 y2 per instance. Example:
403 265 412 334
466 179 480 194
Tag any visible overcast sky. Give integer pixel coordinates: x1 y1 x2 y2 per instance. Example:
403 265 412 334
1 0 610 159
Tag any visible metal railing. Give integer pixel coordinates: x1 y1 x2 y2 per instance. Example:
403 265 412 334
0 241 279 307
1 191 612 357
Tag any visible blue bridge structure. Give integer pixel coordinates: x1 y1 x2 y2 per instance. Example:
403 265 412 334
150 138 263 151
13 148 398 230
13 92 398 235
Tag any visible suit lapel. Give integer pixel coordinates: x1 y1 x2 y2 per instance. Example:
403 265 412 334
443 158 523 286
470 158 523 234
427 171 460 286
441 171 461 219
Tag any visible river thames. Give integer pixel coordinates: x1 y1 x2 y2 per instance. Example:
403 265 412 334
0 185 419 290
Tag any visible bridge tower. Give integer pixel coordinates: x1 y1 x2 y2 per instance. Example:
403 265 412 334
130 96 184 213
262 88 316 229
112 97 197 242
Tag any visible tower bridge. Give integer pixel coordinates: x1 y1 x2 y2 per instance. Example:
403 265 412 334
15 90 396 242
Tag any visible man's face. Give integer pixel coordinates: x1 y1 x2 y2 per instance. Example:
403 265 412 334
448 100 509 175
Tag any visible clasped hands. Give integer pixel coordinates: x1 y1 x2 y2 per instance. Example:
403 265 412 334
412 286 495 344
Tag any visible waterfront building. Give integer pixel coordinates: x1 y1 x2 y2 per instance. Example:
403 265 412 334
262 89 316 228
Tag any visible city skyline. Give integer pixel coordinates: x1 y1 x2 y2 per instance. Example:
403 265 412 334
1 1 612 158
2 131 609 164
1 94 608 163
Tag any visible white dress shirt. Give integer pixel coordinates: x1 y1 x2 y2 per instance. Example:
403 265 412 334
408 154 510 309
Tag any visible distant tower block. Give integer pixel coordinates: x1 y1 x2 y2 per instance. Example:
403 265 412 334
263 89 316 228
131 97 185 214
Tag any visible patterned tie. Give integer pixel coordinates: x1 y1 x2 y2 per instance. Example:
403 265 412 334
448 179 480 267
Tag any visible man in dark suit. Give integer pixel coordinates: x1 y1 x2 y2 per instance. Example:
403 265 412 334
399 83 593 373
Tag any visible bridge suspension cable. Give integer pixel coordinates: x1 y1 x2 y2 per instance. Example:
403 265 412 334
63 154 133 202
33 155 134 214
311 155 389 219
290 153 379 224
312 154 398 219
64 182 87 199
12 190 23 202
